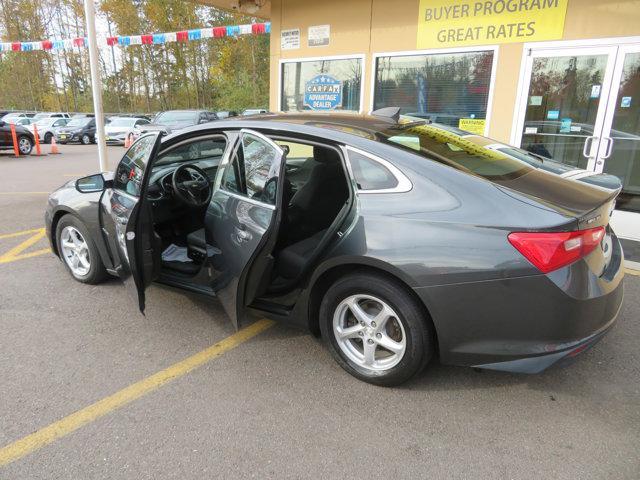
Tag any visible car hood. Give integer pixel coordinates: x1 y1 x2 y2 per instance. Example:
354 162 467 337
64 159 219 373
105 125 132 134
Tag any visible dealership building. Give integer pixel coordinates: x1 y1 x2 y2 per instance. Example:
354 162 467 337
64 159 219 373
204 0 639 255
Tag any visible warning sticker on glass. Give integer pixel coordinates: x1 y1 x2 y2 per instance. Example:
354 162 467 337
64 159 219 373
458 118 486 135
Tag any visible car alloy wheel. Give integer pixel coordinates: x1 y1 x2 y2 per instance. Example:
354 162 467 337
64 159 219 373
81 134 91 145
332 294 407 372
18 137 32 154
60 225 91 277
44 132 53 144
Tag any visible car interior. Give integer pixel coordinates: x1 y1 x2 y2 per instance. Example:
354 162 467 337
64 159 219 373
133 132 351 295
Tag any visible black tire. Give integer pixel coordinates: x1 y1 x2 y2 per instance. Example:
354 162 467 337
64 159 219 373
44 132 53 144
81 134 91 145
18 135 33 155
55 214 108 284
319 272 435 386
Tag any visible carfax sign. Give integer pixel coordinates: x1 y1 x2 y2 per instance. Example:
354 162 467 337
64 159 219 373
304 74 343 110
417 0 568 48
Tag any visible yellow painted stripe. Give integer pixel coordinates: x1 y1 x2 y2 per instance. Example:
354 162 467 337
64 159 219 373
0 319 274 467
2 248 51 263
625 268 640 277
0 228 44 240
0 229 46 264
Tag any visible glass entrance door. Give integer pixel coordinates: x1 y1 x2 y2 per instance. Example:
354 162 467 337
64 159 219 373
599 46 640 214
517 46 618 170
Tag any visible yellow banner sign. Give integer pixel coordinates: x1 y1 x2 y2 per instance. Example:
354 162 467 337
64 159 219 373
417 0 568 49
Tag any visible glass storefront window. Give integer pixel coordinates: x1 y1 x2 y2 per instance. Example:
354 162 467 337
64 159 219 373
373 50 494 130
281 58 363 112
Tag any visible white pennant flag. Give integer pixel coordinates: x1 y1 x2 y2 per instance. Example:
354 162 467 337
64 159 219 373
200 28 214 39
32 41 43 50
239 24 252 35
164 32 177 43
63 38 74 49
129 35 142 45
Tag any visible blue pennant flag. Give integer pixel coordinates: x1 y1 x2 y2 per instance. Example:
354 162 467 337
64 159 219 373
188 29 201 41
21 43 33 51
152 33 165 44
118 36 131 46
226 25 240 36
265 22 271 33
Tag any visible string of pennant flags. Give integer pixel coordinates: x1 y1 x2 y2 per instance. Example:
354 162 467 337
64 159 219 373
0 21 270 53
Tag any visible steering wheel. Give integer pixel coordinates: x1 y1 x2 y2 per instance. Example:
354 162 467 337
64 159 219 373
171 164 212 207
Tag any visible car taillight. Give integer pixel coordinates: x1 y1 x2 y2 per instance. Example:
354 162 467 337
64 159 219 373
508 227 605 273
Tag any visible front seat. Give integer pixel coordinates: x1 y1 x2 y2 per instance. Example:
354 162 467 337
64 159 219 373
286 146 348 243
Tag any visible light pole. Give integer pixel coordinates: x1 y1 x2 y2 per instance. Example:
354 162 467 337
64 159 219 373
83 0 109 172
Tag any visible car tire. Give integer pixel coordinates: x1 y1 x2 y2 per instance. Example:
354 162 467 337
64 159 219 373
56 214 107 284
319 272 435 386
81 134 91 145
18 135 33 155
44 132 53 144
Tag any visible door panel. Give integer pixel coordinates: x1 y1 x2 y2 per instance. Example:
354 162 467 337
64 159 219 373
99 133 162 311
600 48 640 214
204 129 284 329
518 47 616 169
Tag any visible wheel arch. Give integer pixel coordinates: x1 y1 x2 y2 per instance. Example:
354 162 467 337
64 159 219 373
305 260 440 355
50 207 76 256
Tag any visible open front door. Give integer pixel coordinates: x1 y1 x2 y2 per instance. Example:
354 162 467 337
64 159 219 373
205 129 285 329
99 132 163 312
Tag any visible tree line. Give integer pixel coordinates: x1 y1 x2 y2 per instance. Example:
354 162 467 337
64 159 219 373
0 0 270 114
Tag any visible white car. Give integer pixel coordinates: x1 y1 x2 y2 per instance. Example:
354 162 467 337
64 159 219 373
1 112 28 123
32 112 71 121
28 117 70 143
105 117 151 145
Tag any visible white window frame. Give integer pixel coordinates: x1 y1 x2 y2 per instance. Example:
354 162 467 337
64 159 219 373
510 35 640 146
278 53 367 114
369 46 500 136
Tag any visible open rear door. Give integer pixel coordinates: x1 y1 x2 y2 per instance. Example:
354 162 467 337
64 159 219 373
99 132 163 312
206 129 285 328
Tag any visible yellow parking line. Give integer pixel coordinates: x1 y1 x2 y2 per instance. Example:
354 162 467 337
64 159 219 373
0 228 49 264
626 268 640 277
0 319 275 467
0 228 44 240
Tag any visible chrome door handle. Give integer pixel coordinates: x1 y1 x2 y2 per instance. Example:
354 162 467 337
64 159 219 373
582 136 598 158
602 137 614 159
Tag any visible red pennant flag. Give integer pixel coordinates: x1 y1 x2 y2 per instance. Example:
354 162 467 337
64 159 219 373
141 35 153 45
106 36 118 46
42 40 53 50
11 42 21 51
176 31 188 42
73 37 84 47
252 23 266 34
213 27 226 38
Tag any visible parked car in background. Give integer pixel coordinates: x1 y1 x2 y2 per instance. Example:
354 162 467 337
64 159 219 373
13 118 36 126
105 116 151 145
0 118 35 154
32 112 71 121
134 110 217 137
28 117 70 143
1 112 28 123
242 108 268 116
56 117 96 144
216 110 239 119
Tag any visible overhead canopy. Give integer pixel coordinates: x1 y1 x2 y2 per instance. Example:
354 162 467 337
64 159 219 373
195 0 271 19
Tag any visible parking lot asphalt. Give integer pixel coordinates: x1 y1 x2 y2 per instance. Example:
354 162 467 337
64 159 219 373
0 145 639 479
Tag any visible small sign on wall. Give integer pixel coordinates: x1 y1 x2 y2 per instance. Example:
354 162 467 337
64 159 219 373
304 74 342 110
281 29 300 50
308 25 330 47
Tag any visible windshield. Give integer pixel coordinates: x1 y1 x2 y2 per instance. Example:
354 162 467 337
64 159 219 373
154 111 198 126
36 118 57 126
378 124 532 180
108 118 137 127
66 118 91 127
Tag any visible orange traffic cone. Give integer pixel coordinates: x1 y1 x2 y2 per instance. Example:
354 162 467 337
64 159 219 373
50 136 61 155
31 124 47 156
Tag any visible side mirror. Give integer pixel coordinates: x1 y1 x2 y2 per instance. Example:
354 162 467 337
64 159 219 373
76 174 106 193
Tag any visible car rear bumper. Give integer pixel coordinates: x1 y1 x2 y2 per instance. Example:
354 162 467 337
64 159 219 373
414 235 625 372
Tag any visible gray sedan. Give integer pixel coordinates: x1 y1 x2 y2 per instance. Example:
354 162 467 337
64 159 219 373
44 111 624 386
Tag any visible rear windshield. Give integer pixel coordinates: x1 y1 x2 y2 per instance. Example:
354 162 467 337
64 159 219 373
377 124 532 181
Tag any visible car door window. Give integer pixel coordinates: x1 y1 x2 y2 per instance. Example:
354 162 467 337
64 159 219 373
53 120 65 127
114 135 157 196
221 132 283 205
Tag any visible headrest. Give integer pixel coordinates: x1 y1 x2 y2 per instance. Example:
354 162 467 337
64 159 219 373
313 146 340 164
